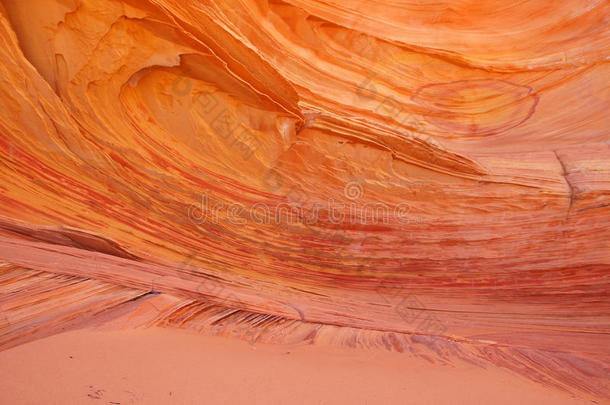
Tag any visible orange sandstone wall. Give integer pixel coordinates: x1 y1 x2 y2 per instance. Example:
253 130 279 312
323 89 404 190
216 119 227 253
0 0 608 400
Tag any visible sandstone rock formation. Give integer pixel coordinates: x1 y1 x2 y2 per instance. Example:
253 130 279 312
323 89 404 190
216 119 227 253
0 0 608 401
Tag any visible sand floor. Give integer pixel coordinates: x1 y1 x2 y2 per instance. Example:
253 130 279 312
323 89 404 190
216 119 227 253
0 327 595 404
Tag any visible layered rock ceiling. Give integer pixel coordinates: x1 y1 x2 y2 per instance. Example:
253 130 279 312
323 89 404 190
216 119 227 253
0 0 608 400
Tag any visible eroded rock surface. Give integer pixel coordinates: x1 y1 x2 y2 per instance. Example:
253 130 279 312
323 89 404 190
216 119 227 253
0 0 608 400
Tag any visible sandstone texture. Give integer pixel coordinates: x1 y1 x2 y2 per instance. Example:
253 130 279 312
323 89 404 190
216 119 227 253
0 0 608 402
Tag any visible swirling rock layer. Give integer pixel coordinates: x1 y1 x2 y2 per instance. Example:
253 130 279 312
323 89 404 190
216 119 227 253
0 0 608 401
